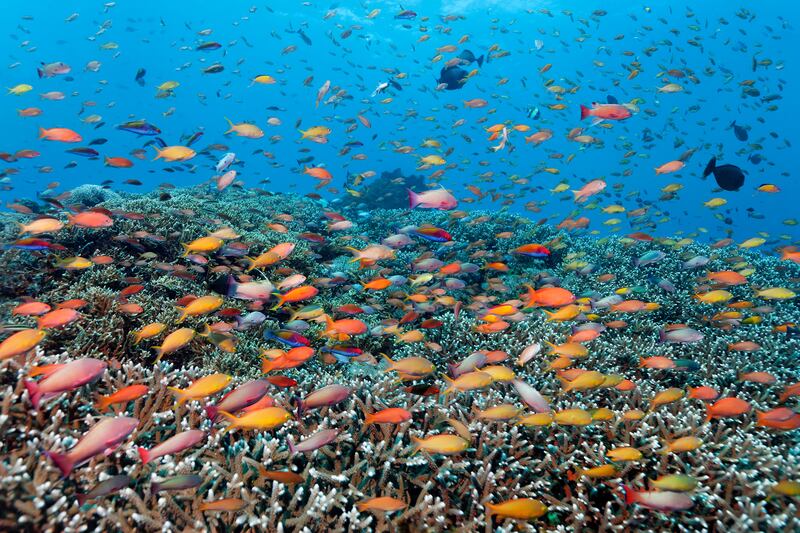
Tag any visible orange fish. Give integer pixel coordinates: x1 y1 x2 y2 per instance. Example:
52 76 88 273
363 407 412 425
706 397 751 421
96 384 149 411
272 286 318 309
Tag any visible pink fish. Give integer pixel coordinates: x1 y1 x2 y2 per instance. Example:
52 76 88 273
622 485 693 511
205 379 270 421
276 274 307 291
137 429 205 464
572 179 606 203
46 416 139 476
297 384 351 414
216 170 236 191
580 103 631 122
448 352 487 378
408 187 458 210
512 379 551 413
288 428 339 454
37 61 71 78
24 358 106 408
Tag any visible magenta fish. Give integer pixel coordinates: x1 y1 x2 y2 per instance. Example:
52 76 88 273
205 379 269 421
24 357 106 408
288 428 339 454
297 384 351 414
137 429 205 464
46 416 139 476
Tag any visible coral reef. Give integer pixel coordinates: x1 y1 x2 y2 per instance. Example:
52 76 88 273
0 187 798 531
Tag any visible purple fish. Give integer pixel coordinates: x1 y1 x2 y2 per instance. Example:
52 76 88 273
205 379 269 421
137 429 205 464
297 384 351 414
77 475 132 506
46 416 139 477
288 428 339 454
24 358 107 409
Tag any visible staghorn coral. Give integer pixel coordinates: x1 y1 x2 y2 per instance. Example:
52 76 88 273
0 188 798 532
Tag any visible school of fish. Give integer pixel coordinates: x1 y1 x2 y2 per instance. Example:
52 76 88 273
0 3 798 532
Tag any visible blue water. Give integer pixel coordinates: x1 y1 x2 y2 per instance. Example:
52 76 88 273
2 1 797 247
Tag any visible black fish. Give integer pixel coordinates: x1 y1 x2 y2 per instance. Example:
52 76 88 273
135 68 146 87
297 29 312 46
437 65 469 90
185 131 204 147
88 138 108 145
730 121 748 141
703 156 745 191
458 49 484 67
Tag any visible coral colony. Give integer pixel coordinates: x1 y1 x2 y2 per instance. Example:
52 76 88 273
0 184 798 531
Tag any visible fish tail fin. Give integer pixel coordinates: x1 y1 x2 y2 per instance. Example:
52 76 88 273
287 438 296 454
361 404 375 426
441 374 455 395
343 246 361 263
180 243 190 257
223 116 234 133
167 386 186 405
198 323 211 338
151 145 162 160
580 104 591 120
703 157 716 178
137 446 150 464
175 307 186 324
477 55 484 67
45 450 73 477
269 294 285 311
407 188 420 209
410 435 423 455
38 127 47 139
380 352 394 372
204 404 219 420
152 345 164 362
76 493 88 506
542 309 555 321
23 380 42 409
218 410 236 434
621 484 636 505
95 396 111 412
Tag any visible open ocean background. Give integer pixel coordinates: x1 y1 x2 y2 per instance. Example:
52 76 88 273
1 1 797 247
